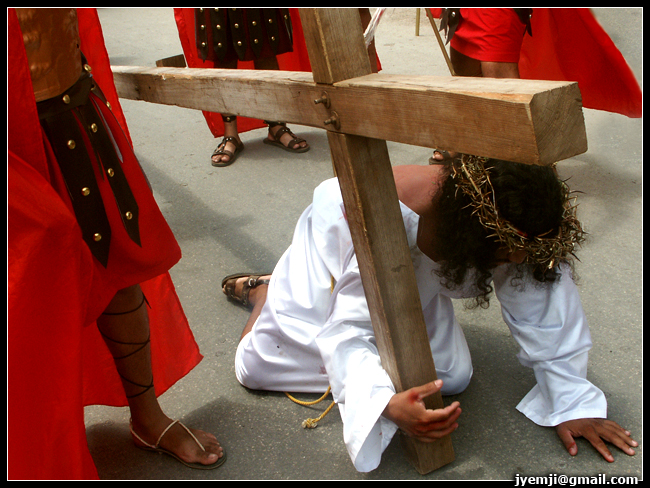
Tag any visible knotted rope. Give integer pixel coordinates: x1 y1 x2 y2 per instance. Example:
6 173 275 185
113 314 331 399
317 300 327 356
283 275 337 429
285 387 336 429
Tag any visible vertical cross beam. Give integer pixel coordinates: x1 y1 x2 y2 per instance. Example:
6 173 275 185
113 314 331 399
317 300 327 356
299 8 455 473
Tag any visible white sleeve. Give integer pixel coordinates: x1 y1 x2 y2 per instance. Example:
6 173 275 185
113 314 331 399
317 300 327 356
314 255 399 473
493 264 607 426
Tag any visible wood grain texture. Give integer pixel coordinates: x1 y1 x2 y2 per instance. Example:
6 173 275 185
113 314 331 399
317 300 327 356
301 8 454 473
109 8 590 473
112 67 586 165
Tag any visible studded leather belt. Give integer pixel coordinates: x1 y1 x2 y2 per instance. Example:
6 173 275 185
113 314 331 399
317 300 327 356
37 68 141 267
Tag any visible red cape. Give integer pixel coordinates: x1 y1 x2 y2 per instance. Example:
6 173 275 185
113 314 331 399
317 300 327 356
519 8 641 118
430 8 642 118
174 8 313 138
8 8 202 480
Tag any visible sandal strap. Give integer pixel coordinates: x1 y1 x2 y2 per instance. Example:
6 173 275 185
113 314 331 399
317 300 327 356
98 294 154 398
270 126 293 142
220 136 240 146
270 126 305 149
240 275 270 307
130 419 206 451
212 136 243 158
223 274 270 307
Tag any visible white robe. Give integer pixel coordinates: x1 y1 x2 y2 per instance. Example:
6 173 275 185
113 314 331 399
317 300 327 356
235 177 607 472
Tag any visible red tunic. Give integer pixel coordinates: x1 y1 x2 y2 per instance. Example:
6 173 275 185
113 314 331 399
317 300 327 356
8 8 202 480
430 8 641 118
519 8 642 118
451 8 528 63
174 8 313 138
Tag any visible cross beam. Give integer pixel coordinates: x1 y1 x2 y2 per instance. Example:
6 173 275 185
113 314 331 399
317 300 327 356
110 8 588 474
112 67 586 166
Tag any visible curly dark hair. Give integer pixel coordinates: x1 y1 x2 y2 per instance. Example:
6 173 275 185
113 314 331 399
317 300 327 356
431 158 569 308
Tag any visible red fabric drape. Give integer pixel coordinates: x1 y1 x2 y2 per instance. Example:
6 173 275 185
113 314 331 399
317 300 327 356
8 8 202 480
429 8 642 118
519 8 641 118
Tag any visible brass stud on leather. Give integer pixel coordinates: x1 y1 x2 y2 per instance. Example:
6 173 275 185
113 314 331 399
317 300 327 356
62 94 71 104
81 187 90 196
67 140 76 149
93 233 102 242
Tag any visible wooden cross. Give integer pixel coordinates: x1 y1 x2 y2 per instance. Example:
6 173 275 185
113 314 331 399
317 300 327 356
111 8 587 474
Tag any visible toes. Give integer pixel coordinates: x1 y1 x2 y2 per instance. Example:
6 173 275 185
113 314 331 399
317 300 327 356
160 424 224 464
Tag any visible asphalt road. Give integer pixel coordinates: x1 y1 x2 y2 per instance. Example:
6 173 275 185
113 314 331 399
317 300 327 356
83 8 642 480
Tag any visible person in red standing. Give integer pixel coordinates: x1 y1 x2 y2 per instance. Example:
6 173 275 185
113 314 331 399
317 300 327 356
429 8 642 162
174 8 312 166
8 8 224 479
174 8 381 166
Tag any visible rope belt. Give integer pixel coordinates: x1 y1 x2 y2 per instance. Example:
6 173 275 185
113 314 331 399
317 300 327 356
283 275 337 429
285 388 336 429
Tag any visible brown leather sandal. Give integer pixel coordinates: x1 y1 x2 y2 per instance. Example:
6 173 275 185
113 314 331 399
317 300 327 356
263 123 310 153
211 136 244 167
221 273 271 308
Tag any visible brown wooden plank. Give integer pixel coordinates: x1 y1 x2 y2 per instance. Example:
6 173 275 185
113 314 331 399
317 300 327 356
155 53 186 68
327 132 454 474
107 7 590 473
300 8 454 473
299 8 371 83
111 66 586 166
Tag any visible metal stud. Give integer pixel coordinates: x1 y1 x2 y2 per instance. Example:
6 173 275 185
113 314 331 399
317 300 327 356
81 187 90 196
93 233 102 242
67 140 76 149
62 94 71 104
314 92 331 109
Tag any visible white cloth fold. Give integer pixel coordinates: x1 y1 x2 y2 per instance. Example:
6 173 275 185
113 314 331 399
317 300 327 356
234 177 606 472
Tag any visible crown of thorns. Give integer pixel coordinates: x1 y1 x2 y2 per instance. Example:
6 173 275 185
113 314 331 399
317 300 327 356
451 154 586 269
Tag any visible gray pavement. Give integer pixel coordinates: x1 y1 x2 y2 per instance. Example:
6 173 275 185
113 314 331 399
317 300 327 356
84 8 643 480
